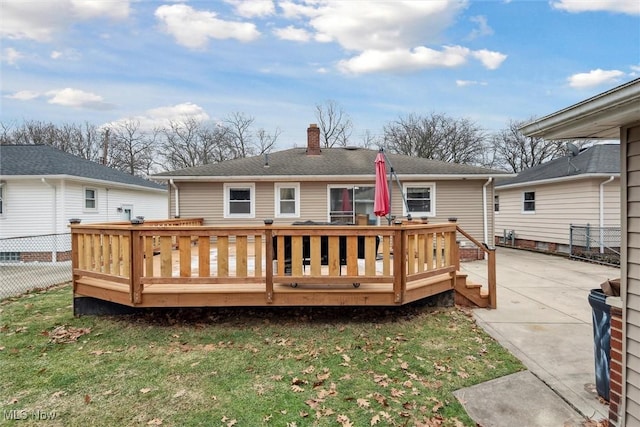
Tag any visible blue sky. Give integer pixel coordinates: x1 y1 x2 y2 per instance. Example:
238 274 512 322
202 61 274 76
2 0 639 149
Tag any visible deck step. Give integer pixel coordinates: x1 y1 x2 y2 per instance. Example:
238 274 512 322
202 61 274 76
454 273 489 308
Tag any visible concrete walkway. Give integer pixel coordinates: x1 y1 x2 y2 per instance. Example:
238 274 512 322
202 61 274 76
456 247 619 426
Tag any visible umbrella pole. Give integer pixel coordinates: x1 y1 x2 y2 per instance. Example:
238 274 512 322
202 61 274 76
380 149 411 223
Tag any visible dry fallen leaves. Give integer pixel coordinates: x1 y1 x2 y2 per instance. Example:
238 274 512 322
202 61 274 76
48 325 91 344
147 418 163 425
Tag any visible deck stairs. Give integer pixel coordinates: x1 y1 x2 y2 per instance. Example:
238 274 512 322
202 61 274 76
454 272 489 308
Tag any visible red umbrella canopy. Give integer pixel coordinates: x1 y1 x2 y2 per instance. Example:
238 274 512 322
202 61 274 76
374 152 390 217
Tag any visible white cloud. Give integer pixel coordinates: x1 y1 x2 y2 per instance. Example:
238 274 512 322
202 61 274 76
471 49 507 70
338 46 505 74
155 4 260 50
1 0 130 42
551 0 640 15
46 88 115 110
308 0 466 51
2 47 23 65
225 0 275 18
103 102 210 131
5 90 40 101
467 15 493 40
567 69 625 88
630 65 640 76
456 80 487 87
273 25 311 42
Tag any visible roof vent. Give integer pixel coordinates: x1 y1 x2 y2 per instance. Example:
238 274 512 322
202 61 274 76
566 142 579 157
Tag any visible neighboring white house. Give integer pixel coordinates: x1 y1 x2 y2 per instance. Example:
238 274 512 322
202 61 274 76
0 145 168 262
519 77 640 427
495 143 620 256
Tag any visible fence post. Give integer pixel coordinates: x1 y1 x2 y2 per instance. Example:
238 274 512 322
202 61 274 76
393 220 405 303
586 223 591 251
264 219 274 303
130 227 143 305
487 248 497 309
569 224 573 259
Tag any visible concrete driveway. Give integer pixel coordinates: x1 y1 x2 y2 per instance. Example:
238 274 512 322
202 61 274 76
458 247 619 425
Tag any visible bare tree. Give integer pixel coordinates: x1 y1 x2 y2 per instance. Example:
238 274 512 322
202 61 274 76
105 120 158 176
314 100 353 147
160 118 233 170
255 127 280 155
490 119 591 172
224 112 255 158
359 129 381 149
383 113 487 165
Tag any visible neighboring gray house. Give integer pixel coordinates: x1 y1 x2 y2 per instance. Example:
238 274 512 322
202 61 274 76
519 77 640 427
495 143 620 254
154 124 511 250
0 145 167 262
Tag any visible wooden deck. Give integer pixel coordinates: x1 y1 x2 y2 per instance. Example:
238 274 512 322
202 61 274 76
71 218 496 309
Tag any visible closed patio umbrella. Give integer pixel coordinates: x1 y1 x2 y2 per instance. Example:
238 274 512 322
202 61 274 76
374 151 390 220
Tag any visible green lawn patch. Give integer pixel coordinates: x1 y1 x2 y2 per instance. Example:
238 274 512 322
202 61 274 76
1 285 523 426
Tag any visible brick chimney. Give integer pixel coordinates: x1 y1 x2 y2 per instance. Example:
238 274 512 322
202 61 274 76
306 123 321 155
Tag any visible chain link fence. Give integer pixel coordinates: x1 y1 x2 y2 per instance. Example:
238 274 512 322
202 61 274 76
0 233 72 299
570 225 621 266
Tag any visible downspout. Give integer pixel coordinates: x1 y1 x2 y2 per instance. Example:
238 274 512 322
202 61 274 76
482 177 493 250
169 179 180 218
41 178 57 262
599 176 615 253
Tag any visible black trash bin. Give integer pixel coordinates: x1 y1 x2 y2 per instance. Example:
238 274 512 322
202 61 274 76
588 288 611 401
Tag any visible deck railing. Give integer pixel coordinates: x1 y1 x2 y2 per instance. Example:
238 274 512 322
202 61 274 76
71 219 494 307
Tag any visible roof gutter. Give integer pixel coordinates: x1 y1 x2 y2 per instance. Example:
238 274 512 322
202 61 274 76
599 176 615 253
519 78 640 140
169 179 179 218
153 173 514 183
1 175 167 193
496 173 620 190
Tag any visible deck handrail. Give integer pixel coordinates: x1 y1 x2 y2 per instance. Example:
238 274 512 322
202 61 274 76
456 224 496 309
70 219 494 308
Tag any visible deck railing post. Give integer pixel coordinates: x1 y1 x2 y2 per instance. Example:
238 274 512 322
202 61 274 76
69 220 80 293
130 227 143 305
393 220 406 303
487 248 497 309
264 219 274 303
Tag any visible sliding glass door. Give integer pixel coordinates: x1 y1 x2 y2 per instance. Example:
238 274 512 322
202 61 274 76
328 186 375 224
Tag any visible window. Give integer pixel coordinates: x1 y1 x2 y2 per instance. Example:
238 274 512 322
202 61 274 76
224 183 255 218
275 183 299 218
84 187 97 211
0 252 20 262
403 183 435 217
328 185 374 224
494 195 499 212
523 191 535 212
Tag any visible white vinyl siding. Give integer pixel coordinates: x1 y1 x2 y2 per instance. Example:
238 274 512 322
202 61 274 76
0 178 167 240
625 125 640 424
495 179 621 247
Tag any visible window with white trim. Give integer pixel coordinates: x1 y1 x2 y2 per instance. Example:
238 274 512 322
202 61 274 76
523 191 535 213
275 183 299 218
403 183 435 217
224 183 255 218
84 187 97 211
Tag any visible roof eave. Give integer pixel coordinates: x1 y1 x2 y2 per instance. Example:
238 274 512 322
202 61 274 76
496 173 620 190
0 174 167 193
519 78 640 140
154 173 513 182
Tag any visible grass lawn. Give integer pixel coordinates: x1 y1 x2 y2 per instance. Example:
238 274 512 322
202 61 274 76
1 284 523 426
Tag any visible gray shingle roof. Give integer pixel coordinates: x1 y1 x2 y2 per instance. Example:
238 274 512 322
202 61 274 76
496 144 620 188
0 145 165 190
155 147 508 178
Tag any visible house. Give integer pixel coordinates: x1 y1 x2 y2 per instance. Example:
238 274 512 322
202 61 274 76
519 77 640 427
154 124 511 258
0 145 167 262
494 143 620 256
